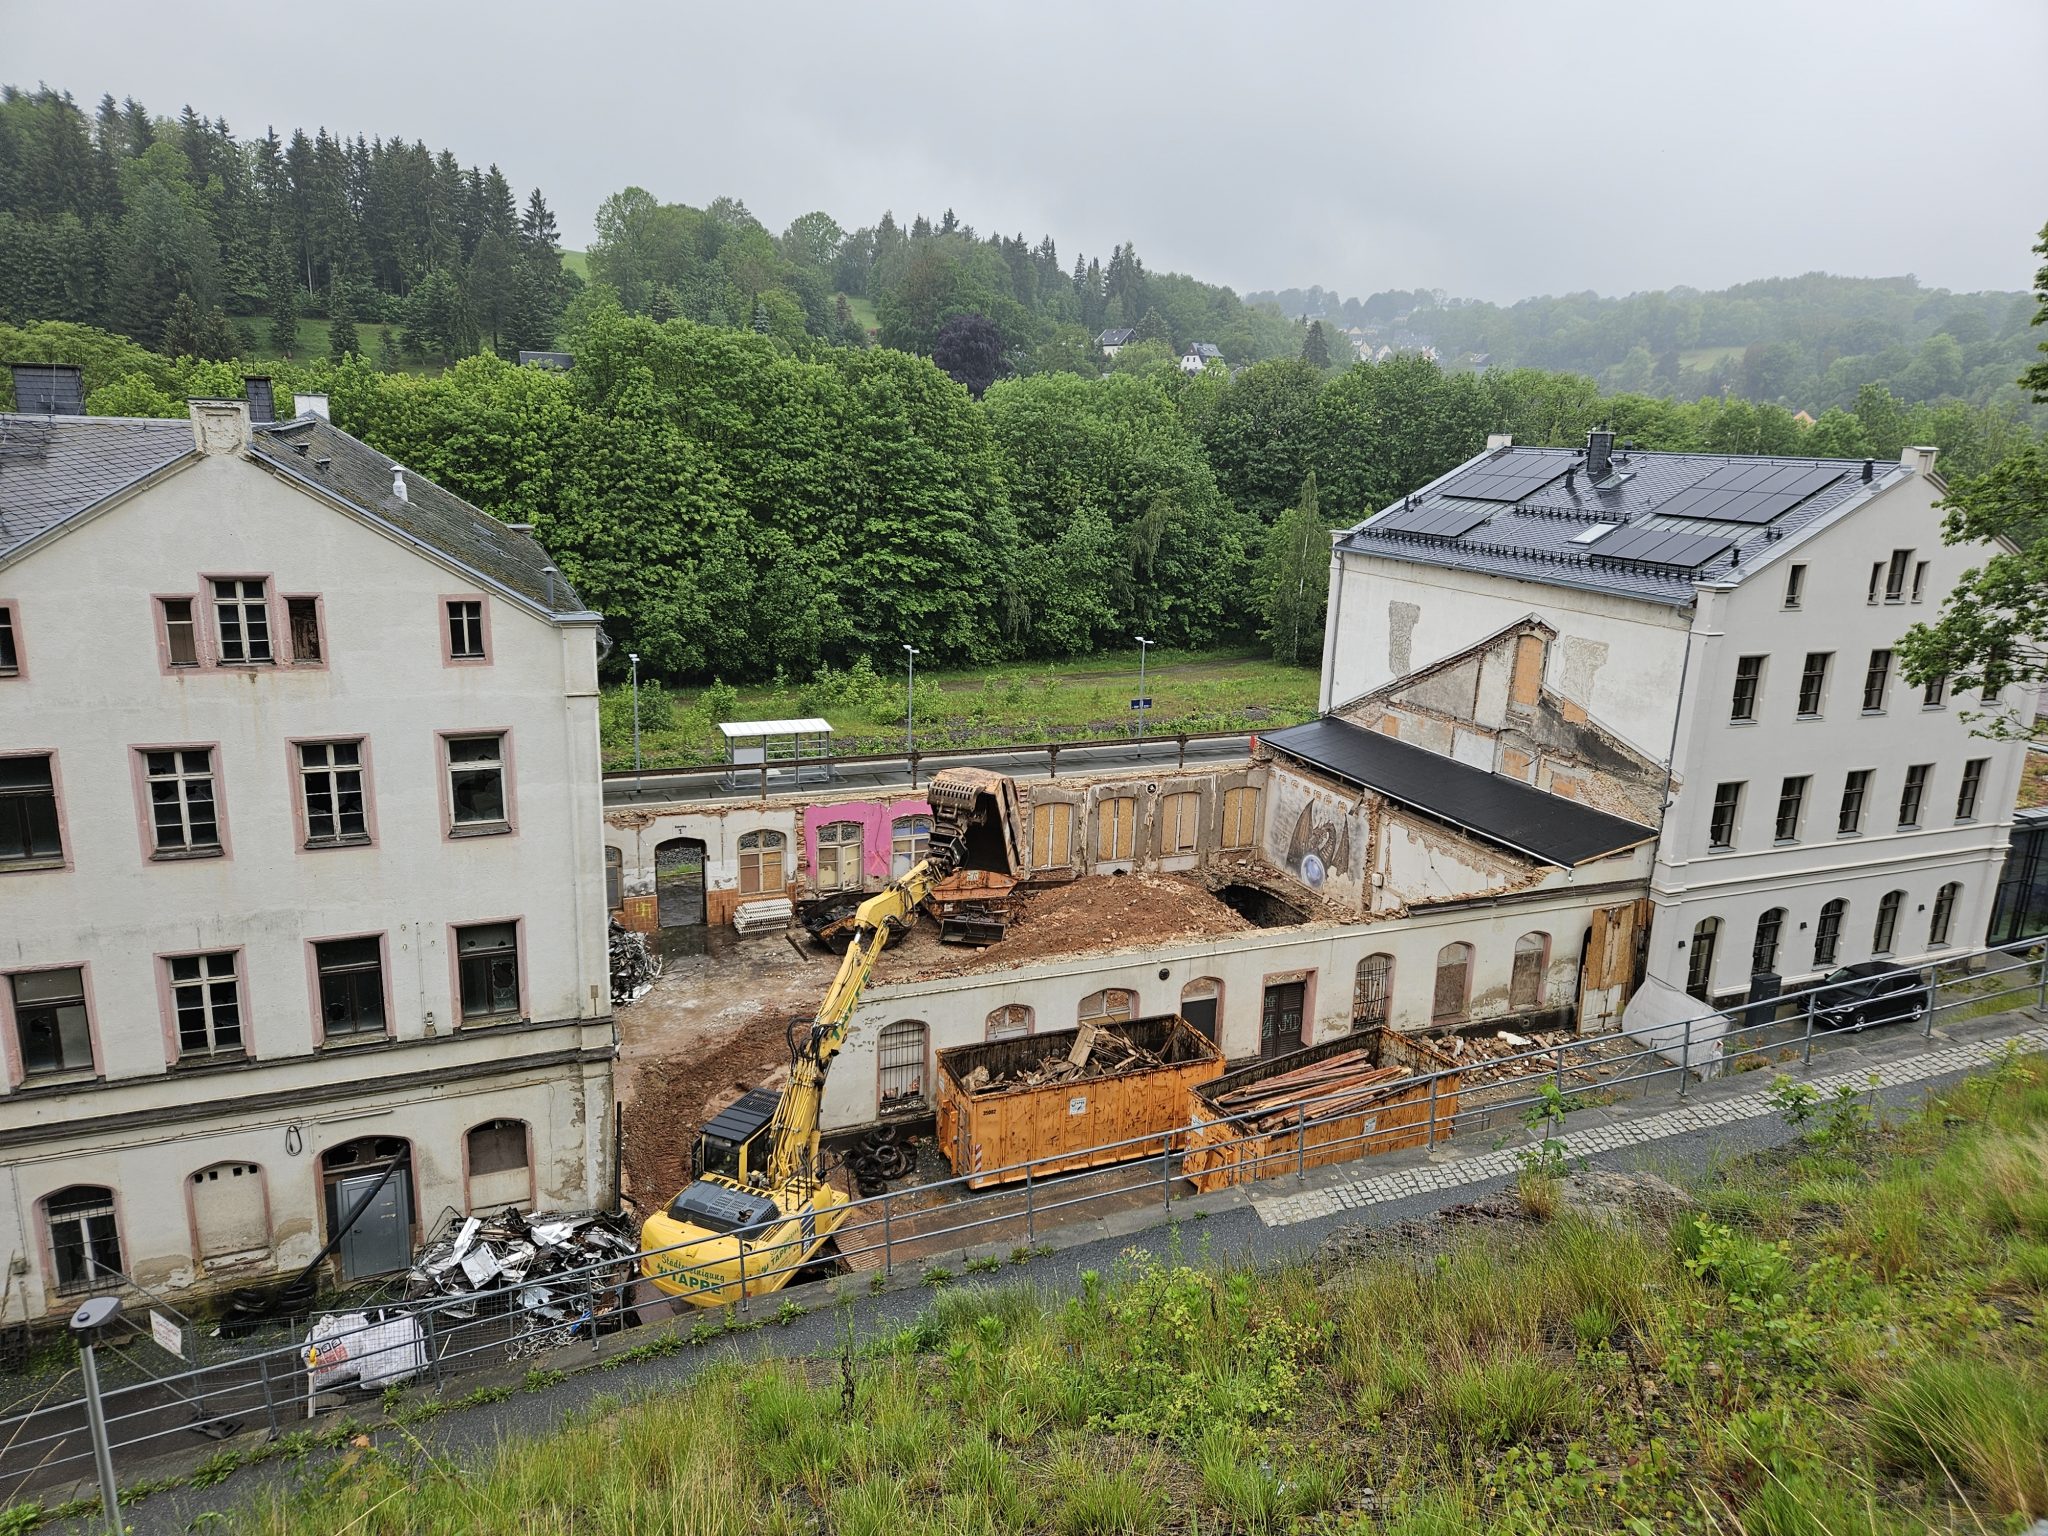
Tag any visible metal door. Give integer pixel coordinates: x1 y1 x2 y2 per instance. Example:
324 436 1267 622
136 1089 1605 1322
1260 982 1305 1057
334 1169 412 1280
655 838 707 928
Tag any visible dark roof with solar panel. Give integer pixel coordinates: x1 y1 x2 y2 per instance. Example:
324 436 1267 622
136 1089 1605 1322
1342 440 1908 607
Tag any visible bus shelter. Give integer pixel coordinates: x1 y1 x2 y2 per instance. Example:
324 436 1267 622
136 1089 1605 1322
717 718 835 790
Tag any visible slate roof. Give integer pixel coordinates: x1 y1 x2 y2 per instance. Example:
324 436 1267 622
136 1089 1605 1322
1339 443 1907 608
1096 328 1136 346
1263 715 1657 868
0 415 195 561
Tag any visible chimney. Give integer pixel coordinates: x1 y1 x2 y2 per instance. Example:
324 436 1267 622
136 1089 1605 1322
1585 429 1614 479
1902 445 1939 476
1485 433 1513 452
293 392 330 421
244 376 275 424
1862 458 1874 482
390 466 409 504
8 363 84 416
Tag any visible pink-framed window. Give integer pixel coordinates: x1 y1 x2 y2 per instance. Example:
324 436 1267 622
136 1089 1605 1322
205 574 276 665
1 750 68 872
155 594 203 670
132 743 229 861
442 595 492 665
0 599 23 680
2 961 103 1086
452 919 526 1025
283 593 327 667
290 737 374 849
158 947 250 1065
41 1184 125 1297
307 932 392 1046
438 729 514 838
464 1118 535 1211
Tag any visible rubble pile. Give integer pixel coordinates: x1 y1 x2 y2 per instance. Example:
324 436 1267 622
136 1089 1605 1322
959 1021 1188 1092
1426 1027 1603 1086
407 1209 641 1331
609 919 661 1006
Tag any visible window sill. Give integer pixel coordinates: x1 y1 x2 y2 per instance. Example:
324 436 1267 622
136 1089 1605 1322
448 653 491 665
171 1052 249 1073
1861 709 1887 718
1728 718 1757 727
1837 830 1863 839
15 1067 101 1091
1772 838 1800 847
304 835 373 851
456 1014 527 1031
0 857 66 875
151 847 225 863
1795 713 1821 722
449 822 512 840
1706 844 1735 854
214 660 277 669
318 1031 393 1051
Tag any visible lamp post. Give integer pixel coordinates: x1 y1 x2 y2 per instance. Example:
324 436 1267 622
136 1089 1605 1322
69 1296 123 1535
1135 636 1153 740
903 645 920 758
628 652 642 793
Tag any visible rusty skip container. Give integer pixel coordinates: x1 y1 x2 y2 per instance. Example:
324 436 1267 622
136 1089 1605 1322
936 1013 1225 1189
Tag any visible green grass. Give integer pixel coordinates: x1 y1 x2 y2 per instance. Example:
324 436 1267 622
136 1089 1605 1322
561 249 590 280
837 292 879 334
599 646 1318 770
15 1056 2046 1535
1679 344 1747 371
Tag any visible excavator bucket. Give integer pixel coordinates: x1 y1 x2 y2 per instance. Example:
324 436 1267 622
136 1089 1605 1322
927 767 1027 878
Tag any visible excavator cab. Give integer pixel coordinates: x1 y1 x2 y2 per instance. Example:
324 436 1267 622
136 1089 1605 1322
691 1088 781 1182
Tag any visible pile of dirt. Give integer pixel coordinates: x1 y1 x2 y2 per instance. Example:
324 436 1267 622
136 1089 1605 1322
621 1007 796 1212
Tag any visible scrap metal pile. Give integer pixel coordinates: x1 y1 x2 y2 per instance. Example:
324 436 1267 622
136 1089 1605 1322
957 1021 1177 1092
609 919 661 1006
407 1209 641 1335
1206 1049 1410 1130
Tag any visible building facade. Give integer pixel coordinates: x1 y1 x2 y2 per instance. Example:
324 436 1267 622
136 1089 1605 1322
0 389 613 1319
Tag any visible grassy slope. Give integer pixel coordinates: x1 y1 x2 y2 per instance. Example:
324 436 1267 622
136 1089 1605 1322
561 249 589 280
111 1052 2042 1536
839 292 880 333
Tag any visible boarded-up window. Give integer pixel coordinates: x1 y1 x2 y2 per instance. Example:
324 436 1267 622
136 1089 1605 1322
814 821 863 892
877 1020 928 1110
1096 797 1135 861
1221 787 1260 850
1509 933 1548 1011
1353 953 1392 1027
986 1004 1033 1041
1432 943 1471 1022
1160 792 1200 856
604 847 623 910
1078 988 1136 1027
466 1119 531 1210
738 830 786 894
191 1162 267 1262
1031 800 1074 868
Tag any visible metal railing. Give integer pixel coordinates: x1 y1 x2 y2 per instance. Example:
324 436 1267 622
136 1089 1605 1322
4 936 2042 1496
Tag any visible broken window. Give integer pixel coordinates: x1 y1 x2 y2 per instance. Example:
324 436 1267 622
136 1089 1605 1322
1077 989 1136 1028
986 1004 1033 1041
890 816 929 877
456 923 521 1021
1898 764 1930 828
1752 908 1785 975
815 820 863 891
45 1186 121 1294
1431 944 1471 1022
160 597 199 667
1220 787 1260 850
1161 792 1200 856
1509 933 1548 1011
286 597 323 663
212 578 271 662
169 951 244 1060
0 603 17 676
1872 890 1904 955
1030 800 1074 868
1 755 62 866
1686 919 1720 1001
1957 759 1986 821
300 740 367 844
144 747 221 855
1930 883 1961 947
739 830 786 893
1814 899 1846 967
447 599 487 661
11 967 93 1077
446 734 508 830
605 846 624 910
315 937 386 1040
876 1019 928 1110
1095 796 1135 862
1353 954 1392 1028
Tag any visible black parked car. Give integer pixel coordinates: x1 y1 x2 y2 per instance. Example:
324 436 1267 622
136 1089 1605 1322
1813 961 1927 1031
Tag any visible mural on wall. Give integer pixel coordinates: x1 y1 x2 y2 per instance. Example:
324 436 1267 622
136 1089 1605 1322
1264 768 1360 898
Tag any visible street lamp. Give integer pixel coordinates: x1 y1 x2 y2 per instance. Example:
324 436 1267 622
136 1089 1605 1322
903 645 920 757
69 1295 124 1535
1134 636 1153 740
628 652 642 792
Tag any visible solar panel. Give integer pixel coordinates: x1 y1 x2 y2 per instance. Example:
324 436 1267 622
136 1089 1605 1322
1586 523 1733 570
1440 457 1570 503
1368 501 1494 539
1653 464 1844 526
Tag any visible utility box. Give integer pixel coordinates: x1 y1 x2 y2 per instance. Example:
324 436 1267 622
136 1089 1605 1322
936 1013 1225 1189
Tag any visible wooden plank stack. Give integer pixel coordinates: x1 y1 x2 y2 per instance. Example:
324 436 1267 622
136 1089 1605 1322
1207 1049 1409 1131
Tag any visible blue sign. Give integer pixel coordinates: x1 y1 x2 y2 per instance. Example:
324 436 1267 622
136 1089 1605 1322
1129 697 1152 710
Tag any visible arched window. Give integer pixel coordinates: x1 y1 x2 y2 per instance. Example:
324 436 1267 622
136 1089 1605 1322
1510 933 1549 1011
190 1162 268 1263
1814 898 1847 968
1750 909 1785 975
986 1004 1033 1041
877 1020 929 1110
1180 978 1222 1041
1353 954 1393 1028
1872 889 1905 955
604 846 623 911
466 1119 532 1211
1686 918 1721 1001
1929 882 1962 948
814 821 864 892
1078 988 1136 1027
1432 943 1471 1022
891 817 930 877
737 829 786 894
45 1185 121 1294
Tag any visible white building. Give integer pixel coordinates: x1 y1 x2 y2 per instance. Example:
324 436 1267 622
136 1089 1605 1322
0 380 614 1319
1318 430 2028 1018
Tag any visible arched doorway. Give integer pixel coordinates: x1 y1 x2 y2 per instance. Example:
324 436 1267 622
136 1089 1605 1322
320 1136 414 1280
654 836 707 928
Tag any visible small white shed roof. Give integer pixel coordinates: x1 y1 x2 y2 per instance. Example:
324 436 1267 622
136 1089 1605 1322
716 718 834 740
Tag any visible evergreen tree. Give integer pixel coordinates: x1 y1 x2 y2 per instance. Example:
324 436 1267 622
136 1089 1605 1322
328 289 359 360
266 239 298 355
194 305 238 361
1301 320 1331 370
159 291 203 357
1133 306 1172 346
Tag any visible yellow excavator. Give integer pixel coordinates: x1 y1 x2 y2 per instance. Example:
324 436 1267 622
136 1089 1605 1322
640 767 1025 1305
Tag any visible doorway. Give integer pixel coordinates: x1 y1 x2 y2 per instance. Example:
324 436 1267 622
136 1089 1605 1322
1180 978 1221 1042
321 1137 414 1281
655 837 707 928
1260 980 1306 1058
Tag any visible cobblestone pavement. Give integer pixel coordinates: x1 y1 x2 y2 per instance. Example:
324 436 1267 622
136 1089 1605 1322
1252 1022 2048 1226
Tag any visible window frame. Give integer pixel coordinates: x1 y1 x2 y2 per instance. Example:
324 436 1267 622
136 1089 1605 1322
739 829 788 894
604 846 624 911
1929 883 1961 948
0 749 68 873
876 1019 930 1113
1774 775 1808 844
206 573 276 665
1866 563 1882 605
1956 758 1987 822
307 932 393 1047
1708 781 1743 851
1095 795 1136 862
438 729 515 838
1030 798 1075 869
291 736 375 850
813 819 864 893
2 961 102 1086
1796 652 1831 718
985 1004 1034 1042
1752 908 1785 976
1837 770 1871 836
451 919 526 1026
890 816 931 878
1729 655 1765 723
1431 942 1472 1023
1922 675 1948 709
1872 889 1904 956
441 595 492 666
1898 764 1931 829
43 1185 124 1297
1782 564 1805 610
1685 917 1721 1001
1861 649 1892 714
1883 549 1911 603
1911 560 1929 603
0 599 22 680
1220 786 1261 850
1509 932 1549 1011
158 947 249 1066
1077 988 1137 1028
1353 954 1393 1028
1160 790 1201 856
283 593 326 668
132 743 228 861
464 1118 535 1210
154 593 202 671
1814 898 1847 967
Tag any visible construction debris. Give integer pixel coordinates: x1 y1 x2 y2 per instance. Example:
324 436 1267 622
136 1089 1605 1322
1422 1027 1611 1086
305 1310 425 1392
961 1026 1177 1091
407 1209 640 1334
609 919 661 1006
1207 1049 1411 1130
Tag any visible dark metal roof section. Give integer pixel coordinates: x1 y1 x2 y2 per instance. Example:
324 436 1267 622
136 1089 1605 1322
702 1088 780 1146
8 363 84 416
0 415 194 561
247 415 586 615
244 376 276 424
1263 716 1657 868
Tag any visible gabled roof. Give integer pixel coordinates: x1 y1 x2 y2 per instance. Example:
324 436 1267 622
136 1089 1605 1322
1096 328 1136 345
1263 715 1657 868
0 415 196 561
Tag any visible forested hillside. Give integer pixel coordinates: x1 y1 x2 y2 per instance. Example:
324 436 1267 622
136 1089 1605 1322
1251 273 2041 421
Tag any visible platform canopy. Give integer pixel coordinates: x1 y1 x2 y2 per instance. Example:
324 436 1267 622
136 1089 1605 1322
716 718 834 770
716 718 833 740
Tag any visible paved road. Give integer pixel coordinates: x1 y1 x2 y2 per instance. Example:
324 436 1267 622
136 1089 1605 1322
78 1009 2044 1535
603 734 1253 807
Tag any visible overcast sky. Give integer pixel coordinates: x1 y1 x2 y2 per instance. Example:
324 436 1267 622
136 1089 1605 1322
10 0 2046 302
